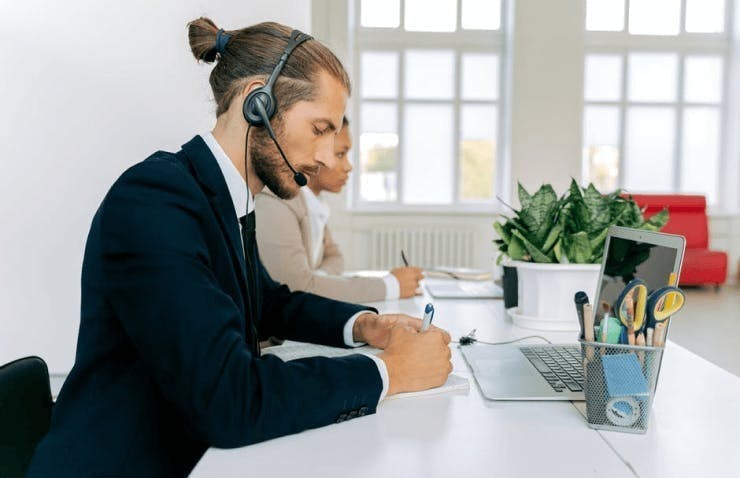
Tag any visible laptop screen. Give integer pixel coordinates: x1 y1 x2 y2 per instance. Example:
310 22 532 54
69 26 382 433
594 234 680 325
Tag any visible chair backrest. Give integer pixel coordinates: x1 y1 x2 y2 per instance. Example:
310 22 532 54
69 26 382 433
0 356 53 478
628 194 709 249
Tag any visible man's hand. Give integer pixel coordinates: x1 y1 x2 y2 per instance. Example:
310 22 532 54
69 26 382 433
390 267 424 298
378 326 452 395
353 313 449 348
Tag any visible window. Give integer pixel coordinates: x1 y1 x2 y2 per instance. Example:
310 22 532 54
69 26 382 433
353 0 504 209
583 0 730 205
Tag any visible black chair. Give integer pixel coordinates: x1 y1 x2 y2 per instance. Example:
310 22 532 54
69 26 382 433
0 356 53 478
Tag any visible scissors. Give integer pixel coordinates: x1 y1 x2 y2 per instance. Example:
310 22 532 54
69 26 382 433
613 279 685 346
643 285 685 346
613 279 648 345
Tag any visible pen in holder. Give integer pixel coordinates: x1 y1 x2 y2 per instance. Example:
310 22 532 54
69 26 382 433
579 340 664 434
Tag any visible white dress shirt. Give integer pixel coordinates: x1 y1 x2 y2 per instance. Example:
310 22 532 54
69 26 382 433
201 132 389 401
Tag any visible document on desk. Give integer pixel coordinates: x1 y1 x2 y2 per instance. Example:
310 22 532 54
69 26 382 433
263 340 469 401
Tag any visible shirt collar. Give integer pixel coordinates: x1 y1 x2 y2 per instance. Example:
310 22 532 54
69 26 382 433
201 131 253 218
301 187 330 220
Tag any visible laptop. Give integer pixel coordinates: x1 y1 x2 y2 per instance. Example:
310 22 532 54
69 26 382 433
460 226 685 400
424 278 503 299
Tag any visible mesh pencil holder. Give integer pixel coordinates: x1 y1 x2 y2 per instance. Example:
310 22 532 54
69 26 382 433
579 340 665 434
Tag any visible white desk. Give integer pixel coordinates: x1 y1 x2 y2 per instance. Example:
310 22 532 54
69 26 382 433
191 296 740 477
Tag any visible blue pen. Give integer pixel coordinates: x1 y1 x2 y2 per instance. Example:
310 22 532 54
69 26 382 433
421 303 435 332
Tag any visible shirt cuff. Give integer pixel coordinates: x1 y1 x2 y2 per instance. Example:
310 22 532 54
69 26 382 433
343 311 371 347
362 353 389 402
382 273 400 300
342 311 390 402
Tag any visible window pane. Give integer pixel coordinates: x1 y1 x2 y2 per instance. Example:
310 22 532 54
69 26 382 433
684 56 723 104
361 0 400 28
360 103 398 202
624 107 676 192
584 55 623 101
403 104 454 204
586 0 625 31
461 53 499 100
461 0 501 30
361 52 398 99
460 105 497 201
685 0 725 33
583 106 621 192
361 102 398 134
404 0 456 32
404 50 455 99
681 107 720 204
628 53 678 102
628 0 680 35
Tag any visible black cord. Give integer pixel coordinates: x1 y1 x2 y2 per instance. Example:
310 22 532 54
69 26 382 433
454 329 551 346
245 125 252 213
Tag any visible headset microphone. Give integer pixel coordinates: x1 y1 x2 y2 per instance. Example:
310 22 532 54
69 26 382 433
243 30 312 187
251 98 307 187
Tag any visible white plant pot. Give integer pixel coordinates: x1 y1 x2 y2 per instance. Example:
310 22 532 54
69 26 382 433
508 260 600 331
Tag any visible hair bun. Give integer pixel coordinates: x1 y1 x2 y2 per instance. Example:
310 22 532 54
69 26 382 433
188 17 221 63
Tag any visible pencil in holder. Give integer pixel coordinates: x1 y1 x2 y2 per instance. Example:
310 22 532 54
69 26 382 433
579 340 664 434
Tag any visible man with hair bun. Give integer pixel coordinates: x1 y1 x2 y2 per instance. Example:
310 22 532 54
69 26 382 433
27 18 452 478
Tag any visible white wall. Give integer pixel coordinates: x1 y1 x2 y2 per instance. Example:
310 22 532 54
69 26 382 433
0 0 311 373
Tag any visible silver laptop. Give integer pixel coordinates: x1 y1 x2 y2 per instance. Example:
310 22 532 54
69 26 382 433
460 226 685 400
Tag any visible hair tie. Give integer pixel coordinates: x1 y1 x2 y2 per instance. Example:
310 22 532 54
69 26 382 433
214 29 232 55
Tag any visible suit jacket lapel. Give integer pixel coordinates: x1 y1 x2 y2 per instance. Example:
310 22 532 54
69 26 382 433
179 136 248 309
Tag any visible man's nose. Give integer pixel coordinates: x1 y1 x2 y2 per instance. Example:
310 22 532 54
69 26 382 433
343 157 353 173
316 138 337 169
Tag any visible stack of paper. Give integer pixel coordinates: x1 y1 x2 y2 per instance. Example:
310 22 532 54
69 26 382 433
262 341 469 400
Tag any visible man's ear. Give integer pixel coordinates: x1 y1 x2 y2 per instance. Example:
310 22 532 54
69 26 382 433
241 79 266 100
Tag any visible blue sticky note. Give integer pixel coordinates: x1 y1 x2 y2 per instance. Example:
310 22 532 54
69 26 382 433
602 353 649 398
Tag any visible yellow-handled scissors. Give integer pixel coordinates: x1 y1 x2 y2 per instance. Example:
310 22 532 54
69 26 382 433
613 279 648 345
644 286 685 346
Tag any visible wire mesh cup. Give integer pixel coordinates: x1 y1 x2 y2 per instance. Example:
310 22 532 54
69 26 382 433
579 341 665 433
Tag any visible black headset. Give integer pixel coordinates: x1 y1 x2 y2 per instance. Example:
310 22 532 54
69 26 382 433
242 29 313 187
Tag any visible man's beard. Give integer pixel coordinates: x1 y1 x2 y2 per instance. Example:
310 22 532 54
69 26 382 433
250 125 300 200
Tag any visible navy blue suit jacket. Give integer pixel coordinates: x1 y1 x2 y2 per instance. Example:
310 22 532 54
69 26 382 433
27 136 382 477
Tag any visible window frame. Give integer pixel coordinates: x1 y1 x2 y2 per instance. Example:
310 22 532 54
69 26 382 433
350 0 509 213
582 0 734 204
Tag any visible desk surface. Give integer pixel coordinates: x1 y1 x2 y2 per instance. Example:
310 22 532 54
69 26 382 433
192 295 740 477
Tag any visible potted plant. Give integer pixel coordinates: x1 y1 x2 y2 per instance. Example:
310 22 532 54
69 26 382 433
494 180 668 331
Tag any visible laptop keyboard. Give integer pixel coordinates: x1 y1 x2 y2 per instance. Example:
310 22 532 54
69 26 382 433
520 345 584 393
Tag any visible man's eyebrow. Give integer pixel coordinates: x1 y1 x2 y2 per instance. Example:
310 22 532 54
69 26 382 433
313 118 338 132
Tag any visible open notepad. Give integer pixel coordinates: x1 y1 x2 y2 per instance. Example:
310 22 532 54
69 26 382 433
262 340 469 401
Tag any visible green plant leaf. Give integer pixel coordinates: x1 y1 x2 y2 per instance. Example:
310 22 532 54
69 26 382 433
513 229 554 263
553 238 563 263
564 231 593 264
542 222 562 253
517 182 533 210
493 221 511 243
507 231 528 261
641 208 669 231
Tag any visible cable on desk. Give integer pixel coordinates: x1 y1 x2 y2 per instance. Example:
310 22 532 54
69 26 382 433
454 329 552 346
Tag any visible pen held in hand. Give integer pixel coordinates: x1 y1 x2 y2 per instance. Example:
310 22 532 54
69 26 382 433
421 303 435 332
401 249 409 267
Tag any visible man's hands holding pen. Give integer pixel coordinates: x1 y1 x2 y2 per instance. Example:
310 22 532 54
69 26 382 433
353 313 452 396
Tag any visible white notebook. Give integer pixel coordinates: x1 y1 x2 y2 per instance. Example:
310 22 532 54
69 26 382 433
262 340 469 401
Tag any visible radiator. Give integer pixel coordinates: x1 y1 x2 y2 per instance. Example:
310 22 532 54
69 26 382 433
368 227 476 270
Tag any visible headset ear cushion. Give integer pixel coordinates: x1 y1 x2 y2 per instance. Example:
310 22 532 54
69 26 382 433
243 89 275 126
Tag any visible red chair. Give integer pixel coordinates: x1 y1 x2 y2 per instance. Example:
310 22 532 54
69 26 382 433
629 194 728 288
